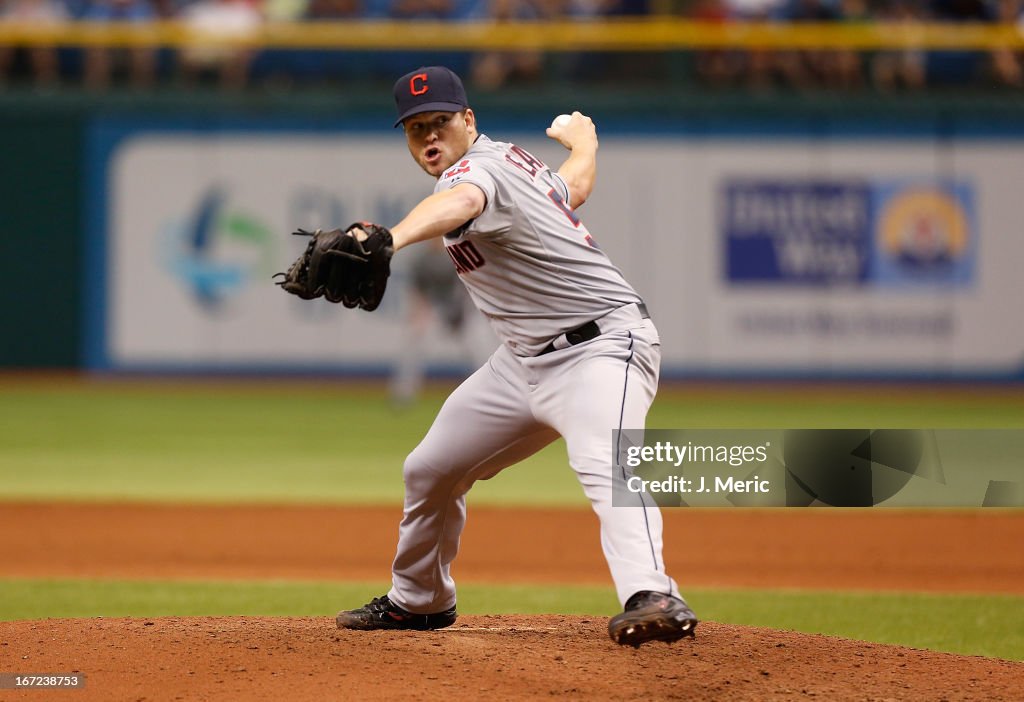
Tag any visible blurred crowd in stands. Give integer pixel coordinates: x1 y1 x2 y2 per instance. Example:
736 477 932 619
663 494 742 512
0 0 1022 92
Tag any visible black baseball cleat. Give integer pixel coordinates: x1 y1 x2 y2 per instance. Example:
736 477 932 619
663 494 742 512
336 595 457 631
608 591 698 647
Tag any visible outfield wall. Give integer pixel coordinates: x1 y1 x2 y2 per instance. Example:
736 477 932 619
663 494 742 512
3 92 1023 379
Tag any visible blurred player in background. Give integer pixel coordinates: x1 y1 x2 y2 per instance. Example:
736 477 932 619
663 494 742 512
390 237 494 406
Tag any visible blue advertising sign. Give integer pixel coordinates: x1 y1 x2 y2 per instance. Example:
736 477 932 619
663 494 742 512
723 179 975 288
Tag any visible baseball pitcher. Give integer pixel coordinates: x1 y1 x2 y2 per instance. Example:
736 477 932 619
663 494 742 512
275 66 698 646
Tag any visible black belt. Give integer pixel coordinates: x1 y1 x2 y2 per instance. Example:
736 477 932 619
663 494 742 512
538 303 649 356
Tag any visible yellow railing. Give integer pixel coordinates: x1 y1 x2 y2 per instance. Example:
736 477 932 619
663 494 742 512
0 19 1022 51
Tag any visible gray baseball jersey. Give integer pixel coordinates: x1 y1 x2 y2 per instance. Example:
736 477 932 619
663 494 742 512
434 135 644 356
386 132 682 615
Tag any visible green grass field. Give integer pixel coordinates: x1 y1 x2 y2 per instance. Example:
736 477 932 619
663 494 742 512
2 381 1021 504
1 379 1022 660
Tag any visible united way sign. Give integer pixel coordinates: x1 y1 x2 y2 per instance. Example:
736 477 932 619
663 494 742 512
723 179 975 288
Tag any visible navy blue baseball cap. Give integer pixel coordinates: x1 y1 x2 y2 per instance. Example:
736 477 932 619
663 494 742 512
393 66 469 128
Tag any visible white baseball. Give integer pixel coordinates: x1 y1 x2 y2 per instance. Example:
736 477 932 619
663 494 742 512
551 114 572 129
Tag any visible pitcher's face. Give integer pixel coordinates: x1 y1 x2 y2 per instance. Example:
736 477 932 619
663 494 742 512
403 109 477 177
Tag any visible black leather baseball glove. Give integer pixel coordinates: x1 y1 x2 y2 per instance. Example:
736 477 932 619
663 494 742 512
273 223 394 311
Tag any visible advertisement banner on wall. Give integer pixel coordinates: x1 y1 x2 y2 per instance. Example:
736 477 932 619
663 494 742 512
86 121 1024 378
87 127 504 373
723 178 976 288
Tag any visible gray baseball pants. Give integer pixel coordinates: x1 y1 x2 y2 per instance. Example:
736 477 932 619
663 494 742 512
387 303 680 613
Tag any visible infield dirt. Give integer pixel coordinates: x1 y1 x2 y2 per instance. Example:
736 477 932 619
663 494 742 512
1 504 1023 700
5 615 1024 701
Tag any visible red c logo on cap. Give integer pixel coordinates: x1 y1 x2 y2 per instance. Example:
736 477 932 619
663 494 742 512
410 73 429 96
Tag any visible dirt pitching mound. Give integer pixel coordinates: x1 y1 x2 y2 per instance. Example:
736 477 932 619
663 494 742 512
4 616 1021 701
